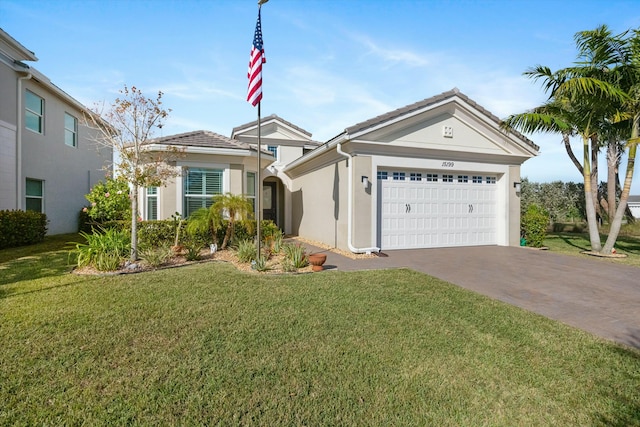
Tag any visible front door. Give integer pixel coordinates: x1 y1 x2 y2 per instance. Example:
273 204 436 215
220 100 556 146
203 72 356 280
263 182 277 223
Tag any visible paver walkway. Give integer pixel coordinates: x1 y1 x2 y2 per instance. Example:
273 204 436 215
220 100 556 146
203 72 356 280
300 243 640 349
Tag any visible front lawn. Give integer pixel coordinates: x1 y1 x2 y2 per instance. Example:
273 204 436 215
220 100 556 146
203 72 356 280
0 239 639 425
544 232 640 267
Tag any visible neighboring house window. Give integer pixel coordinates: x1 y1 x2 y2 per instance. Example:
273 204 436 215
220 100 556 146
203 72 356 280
377 171 388 180
146 187 158 220
426 173 438 182
410 172 422 181
25 178 44 212
267 145 278 160
472 175 482 183
442 174 454 183
392 172 405 181
246 172 256 214
458 175 469 183
64 113 77 147
25 90 44 133
486 176 496 184
184 168 223 217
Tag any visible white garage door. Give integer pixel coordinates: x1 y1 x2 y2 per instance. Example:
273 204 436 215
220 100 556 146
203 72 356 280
379 171 497 250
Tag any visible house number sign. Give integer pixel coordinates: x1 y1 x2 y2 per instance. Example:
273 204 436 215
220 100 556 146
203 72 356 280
441 161 455 167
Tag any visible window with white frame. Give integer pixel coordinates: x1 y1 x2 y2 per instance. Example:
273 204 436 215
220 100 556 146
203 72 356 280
457 175 469 183
64 113 77 147
25 90 44 133
426 173 438 182
392 172 405 181
410 172 422 181
25 178 44 212
146 187 158 220
472 175 482 183
442 174 454 183
246 171 256 214
377 171 388 180
267 145 278 160
184 168 223 217
486 176 497 184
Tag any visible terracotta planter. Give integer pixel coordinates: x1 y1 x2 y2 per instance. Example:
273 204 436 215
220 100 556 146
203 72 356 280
308 253 327 272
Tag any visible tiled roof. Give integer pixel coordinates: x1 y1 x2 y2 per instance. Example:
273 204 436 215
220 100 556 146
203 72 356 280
232 114 313 138
338 88 539 151
151 130 254 150
628 195 640 203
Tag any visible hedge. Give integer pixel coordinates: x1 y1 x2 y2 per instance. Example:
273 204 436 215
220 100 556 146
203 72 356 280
0 210 48 249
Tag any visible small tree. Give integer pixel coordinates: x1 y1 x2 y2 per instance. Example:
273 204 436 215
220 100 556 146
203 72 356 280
84 176 131 223
85 85 182 261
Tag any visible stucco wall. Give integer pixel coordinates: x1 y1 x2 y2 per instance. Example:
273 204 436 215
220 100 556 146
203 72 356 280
20 80 109 234
290 159 348 250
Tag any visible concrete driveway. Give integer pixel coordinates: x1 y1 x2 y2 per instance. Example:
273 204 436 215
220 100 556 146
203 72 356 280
306 244 640 349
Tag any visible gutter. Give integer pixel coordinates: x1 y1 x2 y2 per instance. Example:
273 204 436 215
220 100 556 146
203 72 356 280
16 70 32 210
336 142 380 254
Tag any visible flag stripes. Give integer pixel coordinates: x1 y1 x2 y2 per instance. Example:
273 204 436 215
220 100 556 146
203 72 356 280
247 7 265 107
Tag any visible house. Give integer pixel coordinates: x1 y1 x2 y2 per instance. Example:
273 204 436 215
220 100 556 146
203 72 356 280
283 88 539 252
143 89 538 253
629 195 640 219
138 130 275 221
231 114 321 229
0 29 110 234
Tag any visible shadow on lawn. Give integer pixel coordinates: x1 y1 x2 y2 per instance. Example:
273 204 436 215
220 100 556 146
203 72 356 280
0 252 75 287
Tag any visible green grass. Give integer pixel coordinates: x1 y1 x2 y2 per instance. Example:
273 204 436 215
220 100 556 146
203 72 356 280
544 232 640 267
1 237 639 425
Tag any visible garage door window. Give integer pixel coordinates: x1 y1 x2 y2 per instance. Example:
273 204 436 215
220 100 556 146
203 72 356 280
410 172 422 181
393 172 405 181
486 177 496 184
458 175 469 183
377 171 388 180
426 174 438 182
443 174 453 182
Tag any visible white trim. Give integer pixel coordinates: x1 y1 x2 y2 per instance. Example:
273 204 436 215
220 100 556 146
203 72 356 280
147 144 254 157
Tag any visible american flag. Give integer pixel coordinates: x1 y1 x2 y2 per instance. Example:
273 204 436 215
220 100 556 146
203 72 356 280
247 7 265 107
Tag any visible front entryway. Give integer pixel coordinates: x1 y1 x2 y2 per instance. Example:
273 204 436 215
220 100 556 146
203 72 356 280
263 181 277 223
378 171 498 250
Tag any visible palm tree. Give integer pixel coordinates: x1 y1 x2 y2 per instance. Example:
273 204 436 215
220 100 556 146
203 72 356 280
186 193 254 250
504 25 637 254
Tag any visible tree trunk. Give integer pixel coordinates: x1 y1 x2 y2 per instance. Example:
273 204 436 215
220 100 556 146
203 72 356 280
590 139 601 223
606 139 618 222
563 133 583 173
602 117 639 254
583 135 602 251
130 185 139 262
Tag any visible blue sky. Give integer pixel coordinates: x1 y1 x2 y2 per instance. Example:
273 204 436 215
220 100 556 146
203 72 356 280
3 0 640 192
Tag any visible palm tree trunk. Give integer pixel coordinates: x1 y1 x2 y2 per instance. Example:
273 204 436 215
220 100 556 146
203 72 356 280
583 135 602 251
602 117 639 254
606 139 618 221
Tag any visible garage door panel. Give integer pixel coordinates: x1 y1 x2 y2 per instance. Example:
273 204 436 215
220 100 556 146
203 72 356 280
379 172 497 250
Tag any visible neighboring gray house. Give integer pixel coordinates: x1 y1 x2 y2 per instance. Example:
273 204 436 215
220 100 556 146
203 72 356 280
629 195 640 219
0 29 110 234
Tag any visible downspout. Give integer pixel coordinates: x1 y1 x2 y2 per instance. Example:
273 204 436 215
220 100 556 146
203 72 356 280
336 142 380 254
16 71 32 210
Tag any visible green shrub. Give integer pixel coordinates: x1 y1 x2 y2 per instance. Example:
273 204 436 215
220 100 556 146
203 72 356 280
70 227 130 271
283 243 308 268
0 210 48 249
83 177 131 223
521 204 550 248
253 255 269 272
184 241 202 261
236 239 257 263
139 244 172 268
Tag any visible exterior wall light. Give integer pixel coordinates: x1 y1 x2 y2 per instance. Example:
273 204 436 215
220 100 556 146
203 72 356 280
362 176 369 189
514 182 521 193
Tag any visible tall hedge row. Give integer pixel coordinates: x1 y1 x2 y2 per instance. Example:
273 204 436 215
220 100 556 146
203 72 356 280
0 210 48 249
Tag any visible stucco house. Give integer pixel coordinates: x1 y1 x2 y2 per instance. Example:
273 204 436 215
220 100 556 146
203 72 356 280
138 130 275 221
0 29 110 234
143 89 538 253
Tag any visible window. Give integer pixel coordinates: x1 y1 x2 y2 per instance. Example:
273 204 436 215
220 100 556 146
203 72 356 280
377 171 388 180
426 173 438 182
442 174 454 183
410 172 422 181
64 113 77 147
246 172 256 214
146 187 158 220
393 172 405 181
25 178 43 212
457 175 469 183
472 175 482 183
184 168 223 217
486 176 496 184
267 145 278 160
25 90 44 133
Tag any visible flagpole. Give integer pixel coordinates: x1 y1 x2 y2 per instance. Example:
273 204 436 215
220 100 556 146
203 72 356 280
257 101 262 260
